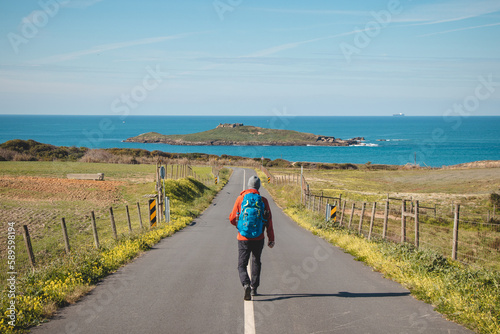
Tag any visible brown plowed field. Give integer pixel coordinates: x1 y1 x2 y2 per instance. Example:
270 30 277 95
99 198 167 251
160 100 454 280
0 176 124 204
0 176 126 252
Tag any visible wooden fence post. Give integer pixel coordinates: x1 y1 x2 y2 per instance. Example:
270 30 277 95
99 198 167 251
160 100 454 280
340 200 346 226
415 200 420 249
358 202 366 235
452 204 460 260
137 202 144 229
109 207 118 240
319 192 323 213
383 200 389 239
348 203 355 229
368 202 376 240
61 218 71 253
126 205 132 233
91 211 100 249
401 200 407 243
22 225 35 269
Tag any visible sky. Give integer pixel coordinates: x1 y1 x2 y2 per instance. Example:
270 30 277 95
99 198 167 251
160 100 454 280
0 0 499 116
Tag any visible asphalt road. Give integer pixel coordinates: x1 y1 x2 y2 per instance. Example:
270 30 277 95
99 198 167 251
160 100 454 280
31 168 472 334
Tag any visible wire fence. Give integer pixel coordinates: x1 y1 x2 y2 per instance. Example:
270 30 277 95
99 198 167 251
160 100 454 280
264 167 500 271
1 163 219 283
307 195 499 270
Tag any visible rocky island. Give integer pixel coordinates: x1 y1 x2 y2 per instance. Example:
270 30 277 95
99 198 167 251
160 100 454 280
124 123 364 146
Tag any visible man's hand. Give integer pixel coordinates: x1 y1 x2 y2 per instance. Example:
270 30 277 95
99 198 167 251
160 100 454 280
268 241 275 248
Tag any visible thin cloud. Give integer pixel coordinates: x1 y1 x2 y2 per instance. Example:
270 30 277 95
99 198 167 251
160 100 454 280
32 32 203 64
394 0 500 25
419 22 500 37
247 7 370 16
18 0 103 26
244 28 377 58
61 0 105 9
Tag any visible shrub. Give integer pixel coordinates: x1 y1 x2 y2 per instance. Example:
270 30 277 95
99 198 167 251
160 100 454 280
79 149 116 163
266 159 292 168
0 140 86 161
13 153 36 161
0 148 16 161
490 192 500 207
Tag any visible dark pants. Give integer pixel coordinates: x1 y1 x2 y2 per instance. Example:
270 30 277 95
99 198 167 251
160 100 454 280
238 239 265 288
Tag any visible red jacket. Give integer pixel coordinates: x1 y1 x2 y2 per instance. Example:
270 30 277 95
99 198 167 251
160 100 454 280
229 189 275 242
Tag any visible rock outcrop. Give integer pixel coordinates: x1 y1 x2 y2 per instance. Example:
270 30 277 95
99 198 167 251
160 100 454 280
216 123 243 128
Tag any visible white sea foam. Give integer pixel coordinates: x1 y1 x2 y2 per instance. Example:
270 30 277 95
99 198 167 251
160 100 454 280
352 143 379 147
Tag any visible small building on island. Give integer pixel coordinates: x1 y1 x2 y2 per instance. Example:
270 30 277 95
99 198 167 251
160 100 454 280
216 123 243 128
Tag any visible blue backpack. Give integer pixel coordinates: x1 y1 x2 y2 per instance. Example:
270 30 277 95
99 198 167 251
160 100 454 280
237 193 267 238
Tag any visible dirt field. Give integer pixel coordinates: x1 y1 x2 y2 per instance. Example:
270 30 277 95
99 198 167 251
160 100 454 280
0 161 216 285
0 176 126 254
0 176 124 203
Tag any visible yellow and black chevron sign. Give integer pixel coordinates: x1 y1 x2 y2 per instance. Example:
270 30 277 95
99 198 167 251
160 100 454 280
215 176 218 185
149 198 157 227
330 205 337 222
267 177 271 183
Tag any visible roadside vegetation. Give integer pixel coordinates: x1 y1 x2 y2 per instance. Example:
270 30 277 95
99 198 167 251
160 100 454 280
0 160 230 333
0 139 267 166
258 167 500 334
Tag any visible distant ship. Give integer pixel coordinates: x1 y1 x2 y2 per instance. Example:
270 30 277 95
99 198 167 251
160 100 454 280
393 113 405 116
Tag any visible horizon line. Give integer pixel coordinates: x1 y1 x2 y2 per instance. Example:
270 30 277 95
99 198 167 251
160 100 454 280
0 114 499 117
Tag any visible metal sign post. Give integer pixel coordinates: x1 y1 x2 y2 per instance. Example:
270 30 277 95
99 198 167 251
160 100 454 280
161 166 166 223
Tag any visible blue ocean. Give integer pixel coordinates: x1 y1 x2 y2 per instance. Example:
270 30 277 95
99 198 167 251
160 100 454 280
0 115 499 167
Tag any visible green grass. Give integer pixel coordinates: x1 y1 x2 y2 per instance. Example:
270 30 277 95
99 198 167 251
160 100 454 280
0 161 156 180
261 176 500 333
0 161 231 333
265 165 500 270
127 125 323 144
0 162 225 284
301 167 500 198
269 167 500 218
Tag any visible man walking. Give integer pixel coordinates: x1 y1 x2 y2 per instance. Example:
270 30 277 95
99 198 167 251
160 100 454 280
229 175 275 301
